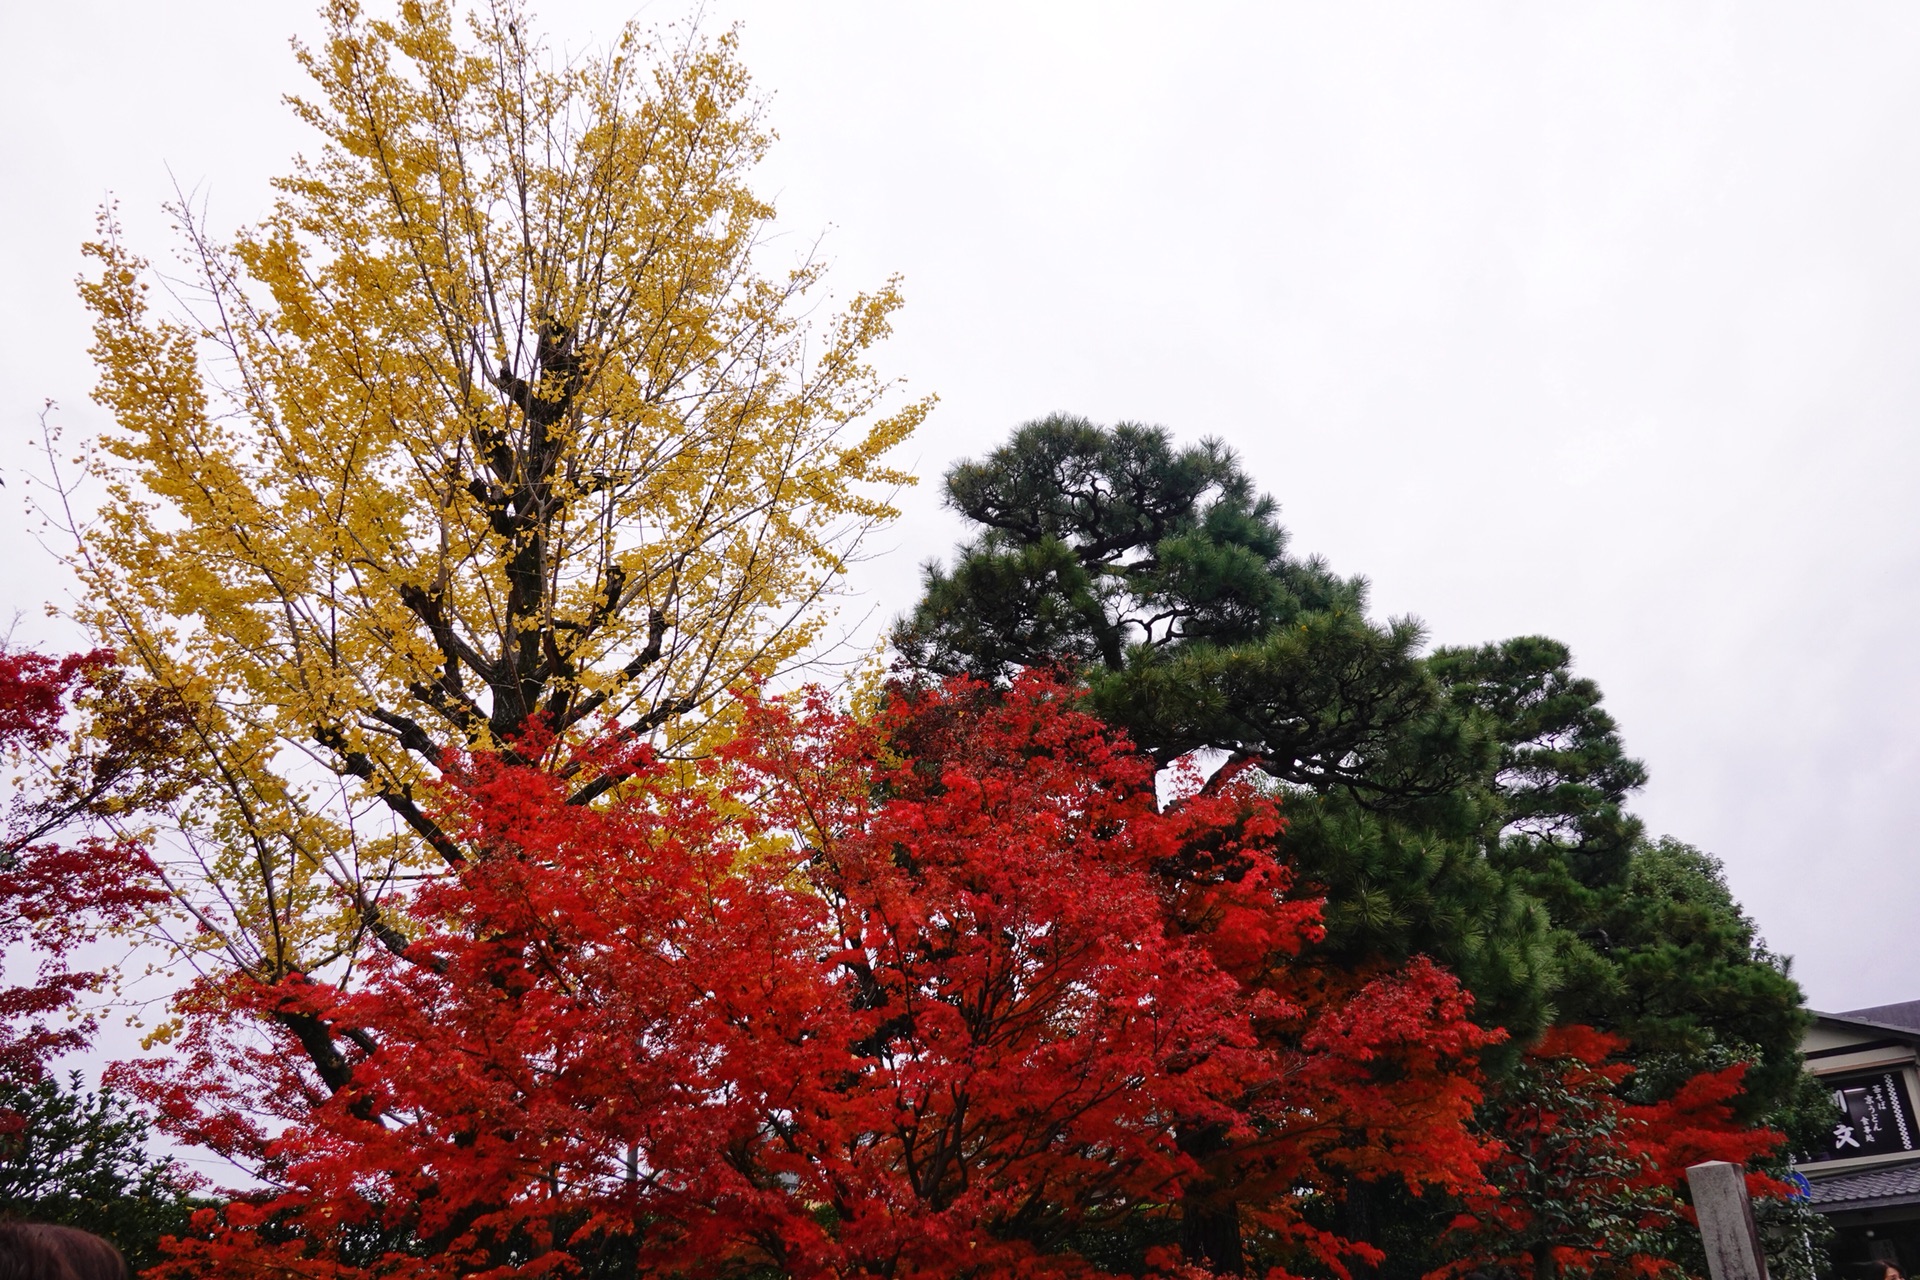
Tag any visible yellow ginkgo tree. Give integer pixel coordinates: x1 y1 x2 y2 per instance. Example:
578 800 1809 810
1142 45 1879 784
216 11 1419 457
58 0 922 1087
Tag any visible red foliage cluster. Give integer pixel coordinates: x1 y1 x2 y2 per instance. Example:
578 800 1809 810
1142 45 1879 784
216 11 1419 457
1438 1024 1784 1280
0 648 164 1088
134 674 1500 1279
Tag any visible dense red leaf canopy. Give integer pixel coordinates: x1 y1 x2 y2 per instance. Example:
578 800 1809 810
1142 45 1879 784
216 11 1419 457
1438 1024 1784 1280
130 673 1501 1279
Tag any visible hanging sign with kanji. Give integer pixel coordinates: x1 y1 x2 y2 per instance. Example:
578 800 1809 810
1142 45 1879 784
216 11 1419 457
1806 1069 1919 1162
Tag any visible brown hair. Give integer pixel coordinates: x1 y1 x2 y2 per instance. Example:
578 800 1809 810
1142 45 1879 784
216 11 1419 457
0 1225 127 1280
0 1223 77 1280
37 1230 124 1280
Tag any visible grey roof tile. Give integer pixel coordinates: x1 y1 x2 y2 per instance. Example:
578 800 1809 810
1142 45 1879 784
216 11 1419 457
1840 1001 1920 1033
1809 1161 1920 1207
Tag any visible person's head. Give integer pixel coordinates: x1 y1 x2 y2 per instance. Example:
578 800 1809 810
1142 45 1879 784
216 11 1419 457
0 1224 126 1280
34 1230 123 1280
0 1223 75 1280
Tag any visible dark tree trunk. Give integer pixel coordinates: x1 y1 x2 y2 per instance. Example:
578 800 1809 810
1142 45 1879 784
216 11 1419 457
1177 1122 1245 1274
1343 1181 1379 1280
1181 1198 1245 1276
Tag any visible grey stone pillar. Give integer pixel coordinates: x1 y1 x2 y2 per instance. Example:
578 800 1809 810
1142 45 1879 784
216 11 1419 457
1687 1160 1770 1280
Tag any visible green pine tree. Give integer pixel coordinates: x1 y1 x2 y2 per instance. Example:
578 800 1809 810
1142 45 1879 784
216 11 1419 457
897 415 1553 1031
900 414 1816 1279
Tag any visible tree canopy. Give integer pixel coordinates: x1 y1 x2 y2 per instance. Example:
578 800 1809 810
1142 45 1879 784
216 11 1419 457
7 6 1821 1274
900 416 1470 802
134 674 1498 1280
0 646 173 1087
897 417 1557 1033
899 415 1802 1067
899 414 1811 1277
0 1072 200 1274
60 0 921 1095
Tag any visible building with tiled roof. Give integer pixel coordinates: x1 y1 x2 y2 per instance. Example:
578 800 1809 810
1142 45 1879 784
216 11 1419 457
1800 1005 1920 1270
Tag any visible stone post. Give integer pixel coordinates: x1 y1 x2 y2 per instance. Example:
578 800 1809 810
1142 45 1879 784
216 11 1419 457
1687 1160 1770 1280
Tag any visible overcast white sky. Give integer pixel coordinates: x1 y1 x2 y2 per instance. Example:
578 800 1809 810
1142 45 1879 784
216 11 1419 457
5 2 1919 1013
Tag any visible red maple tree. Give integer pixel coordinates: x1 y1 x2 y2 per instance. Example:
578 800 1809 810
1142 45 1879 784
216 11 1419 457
0 647 170 1088
1140 754 1499 1275
132 672 1498 1278
1435 1024 1785 1280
